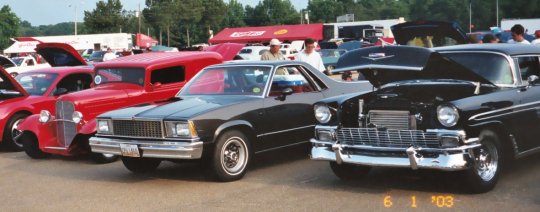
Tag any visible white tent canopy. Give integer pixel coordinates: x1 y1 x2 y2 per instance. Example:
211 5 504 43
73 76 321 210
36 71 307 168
3 41 40 54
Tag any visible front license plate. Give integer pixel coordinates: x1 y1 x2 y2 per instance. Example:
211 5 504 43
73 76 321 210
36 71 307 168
119 143 140 157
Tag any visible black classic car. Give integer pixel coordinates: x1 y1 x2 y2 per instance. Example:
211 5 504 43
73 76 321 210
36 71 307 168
89 60 371 181
311 44 540 193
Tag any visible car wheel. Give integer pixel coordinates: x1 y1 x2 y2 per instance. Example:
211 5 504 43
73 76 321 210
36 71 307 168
210 130 251 182
90 153 119 164
462 130 502 193
20 133 50 159
2 113 29 151
121 157 161 173
329 161 371 180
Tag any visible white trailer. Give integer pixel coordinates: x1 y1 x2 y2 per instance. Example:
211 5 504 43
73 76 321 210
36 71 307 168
4 33 133 54
501 18 540 33
323 18 406 40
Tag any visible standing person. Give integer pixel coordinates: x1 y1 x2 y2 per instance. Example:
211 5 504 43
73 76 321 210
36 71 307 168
532 30 540 46
261 39 286 60
508 24 531 44
482 34 500 44
296 38 325 74
102 48 117 61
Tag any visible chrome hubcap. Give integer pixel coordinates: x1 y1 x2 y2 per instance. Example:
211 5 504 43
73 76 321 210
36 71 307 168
11 119 23 147
475 141 498 182
221 137 247 175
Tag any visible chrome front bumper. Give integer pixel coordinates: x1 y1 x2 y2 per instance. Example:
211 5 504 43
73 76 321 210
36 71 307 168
89 136 203 159
310 127 482 171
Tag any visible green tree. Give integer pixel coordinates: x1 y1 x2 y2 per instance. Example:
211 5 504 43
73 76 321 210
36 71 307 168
0 5 21 50
223 0 246 28
83 0 127 33
308 0 345 23
245 0 300 26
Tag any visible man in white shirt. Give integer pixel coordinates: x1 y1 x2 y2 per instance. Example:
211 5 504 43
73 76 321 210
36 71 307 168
532 30 540 46
102 48 117 61
507 24 531 45
295 38 326 74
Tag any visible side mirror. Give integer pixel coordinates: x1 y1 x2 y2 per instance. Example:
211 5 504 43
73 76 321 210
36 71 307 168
53 88 69 96
275 87 293 101
150 82 162 91
528 75 540 86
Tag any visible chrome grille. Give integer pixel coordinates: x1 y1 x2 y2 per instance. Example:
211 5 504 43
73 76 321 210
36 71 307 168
337 128 440 148
368 110 411 130
55 101 76 147
112 120 163 138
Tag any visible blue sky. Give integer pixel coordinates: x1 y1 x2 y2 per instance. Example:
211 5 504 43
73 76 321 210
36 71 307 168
2 0 309 26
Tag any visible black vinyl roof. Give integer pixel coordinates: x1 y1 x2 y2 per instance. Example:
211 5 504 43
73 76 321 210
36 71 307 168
434 43 540 56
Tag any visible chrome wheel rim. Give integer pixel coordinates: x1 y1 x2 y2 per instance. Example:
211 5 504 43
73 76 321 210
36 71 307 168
220 137 248 175
102 153 115 158
11 119 24 148
475 141 498 182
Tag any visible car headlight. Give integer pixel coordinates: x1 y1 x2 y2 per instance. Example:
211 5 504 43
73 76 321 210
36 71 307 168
437 105 459 127
165 121 197 138
72 111 83 124
97 119 112 134
314 103 332 124
39 110 51 123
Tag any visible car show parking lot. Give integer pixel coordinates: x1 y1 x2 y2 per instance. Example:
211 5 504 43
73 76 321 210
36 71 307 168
1 146 539 211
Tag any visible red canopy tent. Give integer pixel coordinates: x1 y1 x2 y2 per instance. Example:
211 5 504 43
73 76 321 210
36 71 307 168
209 24 323 44
136 33 158 48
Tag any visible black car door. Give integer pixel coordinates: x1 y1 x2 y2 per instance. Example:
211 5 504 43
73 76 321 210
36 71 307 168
513 56 540 152
256 65 324 152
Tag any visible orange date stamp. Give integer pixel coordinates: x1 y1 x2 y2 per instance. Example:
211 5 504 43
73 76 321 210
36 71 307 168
383 195 455 208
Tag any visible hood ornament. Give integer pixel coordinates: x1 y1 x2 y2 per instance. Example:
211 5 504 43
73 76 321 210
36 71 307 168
362 53 395 61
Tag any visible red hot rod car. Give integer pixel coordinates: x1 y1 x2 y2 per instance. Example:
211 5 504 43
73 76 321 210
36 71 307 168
16 44 243 162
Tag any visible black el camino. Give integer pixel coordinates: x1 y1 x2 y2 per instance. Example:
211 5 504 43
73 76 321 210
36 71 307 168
89 60 371 181
311 44 540 193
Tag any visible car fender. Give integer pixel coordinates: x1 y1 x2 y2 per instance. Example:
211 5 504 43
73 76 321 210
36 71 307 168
213 120 254 143
78 119 96 135
17 114 58 149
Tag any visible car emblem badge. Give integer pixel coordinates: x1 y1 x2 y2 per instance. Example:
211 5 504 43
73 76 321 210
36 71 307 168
362 53 395 61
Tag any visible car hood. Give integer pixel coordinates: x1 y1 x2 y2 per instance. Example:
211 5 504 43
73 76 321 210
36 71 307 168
391 20 469 46
0 55 16 68
100 95 256 120
204 43 245 61
0 66 29 97
35 43 87 67
334 45 492 88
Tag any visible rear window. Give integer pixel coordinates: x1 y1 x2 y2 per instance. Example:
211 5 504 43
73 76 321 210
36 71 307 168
95 68 145 86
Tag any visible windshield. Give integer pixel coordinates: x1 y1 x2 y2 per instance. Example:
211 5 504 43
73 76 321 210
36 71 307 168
443 52 513 85
95 68 145 86
239 49 252 54
15 73 58 96
180 66 271 96
11 58 24 66
89 51 105 61
318 49 339 57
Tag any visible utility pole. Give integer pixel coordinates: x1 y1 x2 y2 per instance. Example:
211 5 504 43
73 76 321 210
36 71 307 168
469 0 472 33
496 0 499 27
138 3 141 33
75 4 77 35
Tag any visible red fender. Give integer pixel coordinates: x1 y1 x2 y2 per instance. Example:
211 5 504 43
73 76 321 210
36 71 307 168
78 119 97 135
17 114 59 152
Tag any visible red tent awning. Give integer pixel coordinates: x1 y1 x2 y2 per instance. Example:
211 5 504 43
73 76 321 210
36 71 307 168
136 33 158 48
209 24 323 44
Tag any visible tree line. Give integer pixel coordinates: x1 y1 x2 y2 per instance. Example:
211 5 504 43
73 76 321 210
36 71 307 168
1 0 540 50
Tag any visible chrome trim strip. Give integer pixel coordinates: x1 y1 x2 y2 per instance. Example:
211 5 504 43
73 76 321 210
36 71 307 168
44 146 68 150
332 64 423 74
468 100 540 121
257 125 315 137
96 134 199 142
254 141 308 154
516 146 540 159
310 139 481 152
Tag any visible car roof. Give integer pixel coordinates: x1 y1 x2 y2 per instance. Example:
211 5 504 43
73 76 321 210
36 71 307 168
434 43 540 56
209 60 308 67
94 51 222 68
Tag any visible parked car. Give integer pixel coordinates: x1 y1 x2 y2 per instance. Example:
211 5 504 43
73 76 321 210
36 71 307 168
0 55 51 76
0 43 92 151
87 50 106 62
237 46 269 60
391 20 469 47
16 44 244 163
89 60 371 180
317 49 347 74
310 44 540 193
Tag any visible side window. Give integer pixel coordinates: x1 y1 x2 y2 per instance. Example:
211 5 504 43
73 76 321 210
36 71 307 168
56 73 93 93
151 66 185 85
269 66 316 96
516 56 540 82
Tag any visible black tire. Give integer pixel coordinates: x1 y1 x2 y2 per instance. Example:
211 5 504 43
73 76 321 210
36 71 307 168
2 113 29 151
462 130 503 193
90 153 119 164
20 133 50 159
210 130 251 182
121 157 161 173
330 161 371 180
